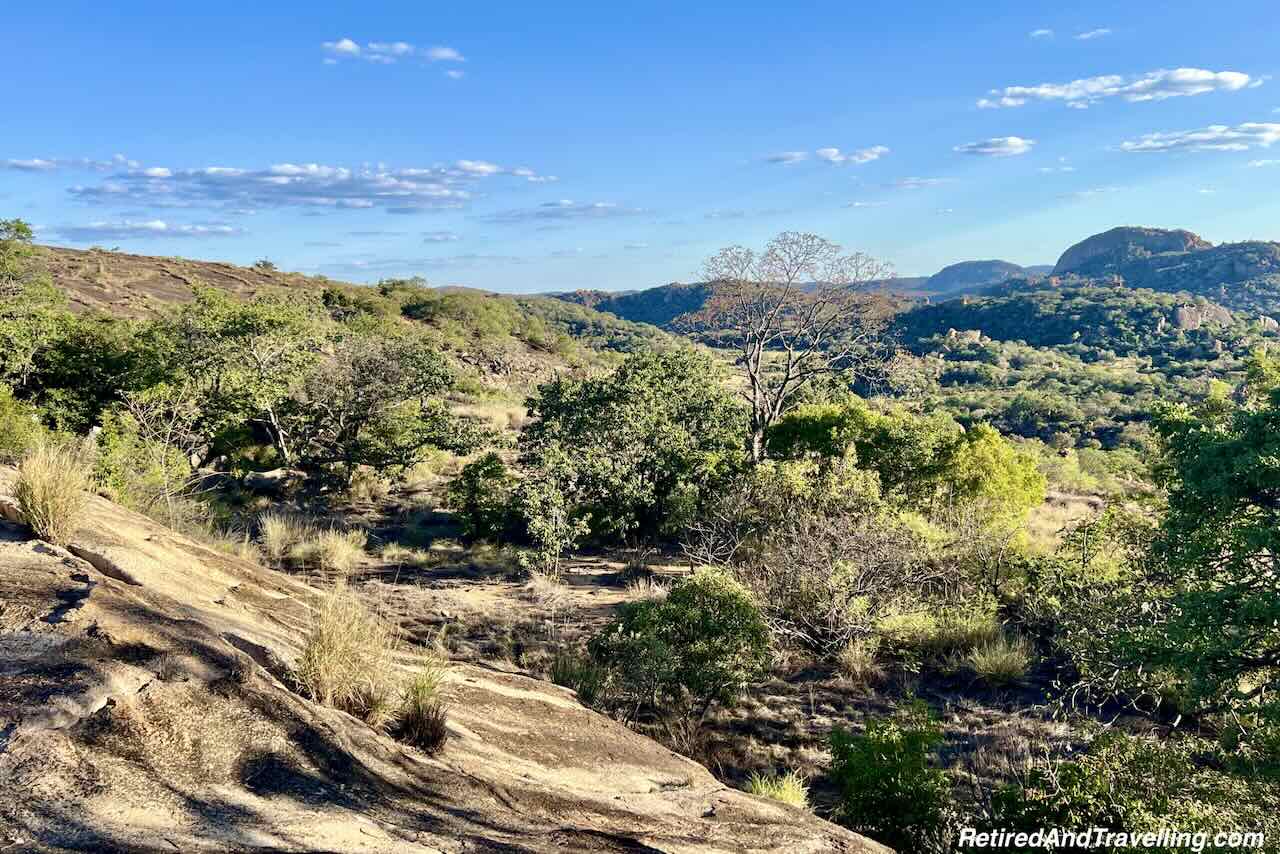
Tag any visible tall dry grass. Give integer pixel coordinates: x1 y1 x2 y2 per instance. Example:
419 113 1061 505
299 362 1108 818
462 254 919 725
14 441 92 546
294 582 400 728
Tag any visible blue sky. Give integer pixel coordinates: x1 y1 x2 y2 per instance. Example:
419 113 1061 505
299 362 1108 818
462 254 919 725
4 0 1279 291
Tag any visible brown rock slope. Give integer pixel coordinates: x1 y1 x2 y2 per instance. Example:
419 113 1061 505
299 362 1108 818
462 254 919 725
37 245 328 317
0 470 885 853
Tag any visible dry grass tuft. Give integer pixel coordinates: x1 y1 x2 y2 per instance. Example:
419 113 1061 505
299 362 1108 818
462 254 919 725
625 575 669 601
837 636 886 686
524 570 569 609
311 528 368 574
967 634 1034 686
15 441 92 546
294 583 399 727
745 769 810 809
395 656 450 753
258 512 309 563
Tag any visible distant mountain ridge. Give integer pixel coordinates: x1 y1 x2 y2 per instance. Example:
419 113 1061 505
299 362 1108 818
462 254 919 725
924 260 1039 296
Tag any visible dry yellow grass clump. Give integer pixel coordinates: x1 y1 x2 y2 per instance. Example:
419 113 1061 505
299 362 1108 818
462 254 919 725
15 441 92 546
967 634 1034 686
295 583 400 728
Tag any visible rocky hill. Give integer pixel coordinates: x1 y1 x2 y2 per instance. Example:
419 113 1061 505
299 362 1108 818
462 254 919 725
923 260 1036 296
1052 227 1280 316
0 468 883 852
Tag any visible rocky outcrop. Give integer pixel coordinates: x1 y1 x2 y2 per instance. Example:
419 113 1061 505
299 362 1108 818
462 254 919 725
1053 227 1213 277
1052 228 1280 316
0 469 885 853
925 260 1032 295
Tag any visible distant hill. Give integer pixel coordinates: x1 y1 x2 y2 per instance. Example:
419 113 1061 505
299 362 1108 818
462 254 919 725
552 283 714 328
923 260 1038 296
1052 227 1280 316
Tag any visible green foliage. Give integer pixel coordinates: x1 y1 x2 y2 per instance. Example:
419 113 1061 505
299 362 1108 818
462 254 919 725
829 702 954 852
589 568 770 718
767 397 1043 520
0 383 46 464
989 732 1279 849
1060 388 1280 727
520 349 745 544
0 221 67 390
93 406 195 518
448 452 518 542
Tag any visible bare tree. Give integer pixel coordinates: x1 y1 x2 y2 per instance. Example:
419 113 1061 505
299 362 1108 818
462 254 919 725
687 232 895 462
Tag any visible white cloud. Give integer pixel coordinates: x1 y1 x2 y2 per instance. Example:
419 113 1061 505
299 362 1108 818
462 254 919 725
845 201 887 208
481 200 645 224
55 219 244 242
977 67 1255 109
1029 28 1054 38
889 176 955 189
424 46 464 62
1248 159 1280 167
768 146 887 165
1118 122 1280 153
1064 186 1123 199
1074 28 1112 40
623 242 649 250
322 37 362 57
5 154 140 172
815 145 890 164
61 158 556 213
445 69 465 80
321 39 465 65
1038 165 1076 173
953 136 1035 156
423 230 460 242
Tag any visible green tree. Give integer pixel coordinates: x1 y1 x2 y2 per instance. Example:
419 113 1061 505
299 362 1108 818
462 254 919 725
520 349 744 544
0 219 67 390
1063 388 1280 728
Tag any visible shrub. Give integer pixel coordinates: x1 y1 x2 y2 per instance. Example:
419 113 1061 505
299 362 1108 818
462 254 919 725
294 583 399 728
14 440 91 546
745 770 810 809
967 634 1033 685
837 636 886 686
878 601 1001 664
589 568 770 719
448 452 518 542
988 732 1280 842
395 658 449 753
829 702 954 853
0 383 44 464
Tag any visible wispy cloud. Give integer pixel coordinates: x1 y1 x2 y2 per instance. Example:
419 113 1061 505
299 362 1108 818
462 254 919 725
54 219 244 242
766 145 888 165
423 230 460 242
953 136 1035 156
54 158 554 214
480 200 646 224
1063 186 1123 199
1029 28 1054 39
888 176 955 189
321 38 465 65
1074 28 1112 40
845 201 888 208
977 67 1256 109
1118 122 1280 153
1248 158 1280 167
5 154 140 172
623 242 649 250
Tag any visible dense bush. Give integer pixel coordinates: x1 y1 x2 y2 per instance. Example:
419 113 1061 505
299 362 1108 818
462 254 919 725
520 349 745 545
829 702 954 852
448 452 518 542
988 732 1279 847
589 569 770 719
0 383 45 464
